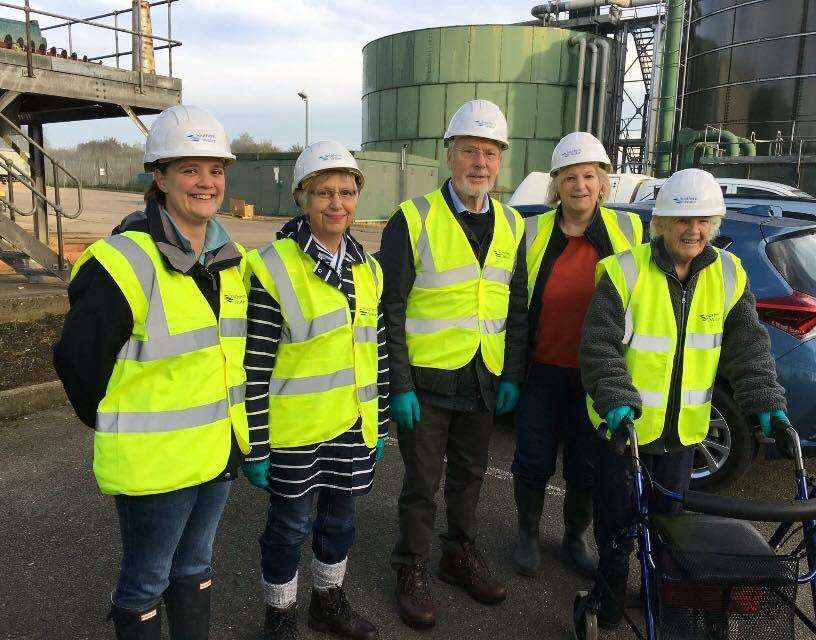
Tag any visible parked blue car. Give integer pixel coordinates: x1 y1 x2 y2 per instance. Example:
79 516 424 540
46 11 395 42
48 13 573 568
514 200 816 490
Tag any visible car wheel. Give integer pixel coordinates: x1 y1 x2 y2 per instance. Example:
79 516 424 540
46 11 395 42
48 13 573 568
689 383 759 491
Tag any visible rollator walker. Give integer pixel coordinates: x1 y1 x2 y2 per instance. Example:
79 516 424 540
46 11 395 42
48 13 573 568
573 417 816 640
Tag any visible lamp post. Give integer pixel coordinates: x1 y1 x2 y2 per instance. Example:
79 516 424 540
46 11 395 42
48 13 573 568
297 91 309 147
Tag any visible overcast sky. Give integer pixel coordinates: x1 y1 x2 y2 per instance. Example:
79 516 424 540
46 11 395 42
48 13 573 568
6 1 646 149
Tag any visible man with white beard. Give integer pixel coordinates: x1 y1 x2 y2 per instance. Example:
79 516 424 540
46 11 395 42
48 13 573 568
379 100 528 629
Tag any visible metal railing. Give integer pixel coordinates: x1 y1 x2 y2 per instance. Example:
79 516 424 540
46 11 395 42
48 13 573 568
0 1 181 88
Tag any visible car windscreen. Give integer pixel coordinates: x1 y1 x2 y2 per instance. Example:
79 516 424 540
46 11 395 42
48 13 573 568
766 230 816 296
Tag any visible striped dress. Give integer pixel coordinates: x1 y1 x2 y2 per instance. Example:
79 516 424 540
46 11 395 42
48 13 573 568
244 216 390 498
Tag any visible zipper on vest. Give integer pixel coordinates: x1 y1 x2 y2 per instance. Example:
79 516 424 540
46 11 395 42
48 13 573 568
664 276 689 450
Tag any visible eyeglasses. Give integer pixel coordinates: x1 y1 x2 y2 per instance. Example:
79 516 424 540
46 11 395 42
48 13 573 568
310 188 358 201
455 146 500 162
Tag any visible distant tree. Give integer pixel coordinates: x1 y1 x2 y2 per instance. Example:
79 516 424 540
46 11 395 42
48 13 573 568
287 143 304 153
231 132 282 154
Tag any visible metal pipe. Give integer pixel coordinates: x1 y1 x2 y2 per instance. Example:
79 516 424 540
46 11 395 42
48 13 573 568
594 37 610 142
569 35 587 133
586 41 599 134
531 0 660 18
655 0 685 177
645 19 664 172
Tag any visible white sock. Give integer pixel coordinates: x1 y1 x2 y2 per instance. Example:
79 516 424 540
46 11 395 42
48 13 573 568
312 557 347 591
261 571 298 609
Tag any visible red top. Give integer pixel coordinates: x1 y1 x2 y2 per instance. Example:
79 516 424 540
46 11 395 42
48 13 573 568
531 235 600 368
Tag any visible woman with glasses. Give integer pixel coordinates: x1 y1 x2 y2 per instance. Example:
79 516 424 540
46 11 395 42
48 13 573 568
241 141 389 640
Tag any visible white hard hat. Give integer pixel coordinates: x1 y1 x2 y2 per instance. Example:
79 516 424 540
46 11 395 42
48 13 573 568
444 99 509 149
550 131 612 176
144 105 235 166
291 140 365 196
653 168 725 217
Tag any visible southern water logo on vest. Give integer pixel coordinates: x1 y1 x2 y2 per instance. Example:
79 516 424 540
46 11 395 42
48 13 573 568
492 249 511 261
186 131 217 144
224 293 247 305
358 306 377 318
699 312 722 323
318 153 343 162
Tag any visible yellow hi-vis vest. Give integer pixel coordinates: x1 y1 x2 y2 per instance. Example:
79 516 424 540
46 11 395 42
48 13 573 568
401 188 524 376
246 238 383 449
524 206 643 303
72 231 250 496
586 242 747 446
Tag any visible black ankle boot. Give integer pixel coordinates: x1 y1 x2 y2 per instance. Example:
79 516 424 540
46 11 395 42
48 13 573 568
562 485 598 576
512 477 546 576
308 586 378 639
163 573 212 640
108 603 161 640
265 603 298 640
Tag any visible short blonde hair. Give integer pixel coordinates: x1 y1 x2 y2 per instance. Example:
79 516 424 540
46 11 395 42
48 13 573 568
649 216 722 239
294 170 359 210
546 163 610 207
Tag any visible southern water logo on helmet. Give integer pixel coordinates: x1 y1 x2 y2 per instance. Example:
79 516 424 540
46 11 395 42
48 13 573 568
561 148 583 159
672 195 698 205
318 153 344 162
473 119 496 129
186 131 218 144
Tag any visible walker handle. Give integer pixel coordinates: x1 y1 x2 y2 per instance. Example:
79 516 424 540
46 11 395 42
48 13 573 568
683 490 816 523
597 419 632 456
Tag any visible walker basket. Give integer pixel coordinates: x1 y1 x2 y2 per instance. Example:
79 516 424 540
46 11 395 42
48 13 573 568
655 546 798 640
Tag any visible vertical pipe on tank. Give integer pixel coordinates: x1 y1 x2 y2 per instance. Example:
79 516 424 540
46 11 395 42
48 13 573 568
594 37 610 142
569 35 588 132
655 0 684 177
645 20 664 174
586 41 599 134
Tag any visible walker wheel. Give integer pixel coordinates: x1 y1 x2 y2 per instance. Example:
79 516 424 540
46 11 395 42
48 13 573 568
572 590 599 640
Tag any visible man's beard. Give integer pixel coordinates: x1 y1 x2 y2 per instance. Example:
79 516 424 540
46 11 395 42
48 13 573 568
452 175 496 200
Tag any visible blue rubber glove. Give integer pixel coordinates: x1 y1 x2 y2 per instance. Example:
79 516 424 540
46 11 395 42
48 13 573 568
374 437 386 463
604 406 636 433
242 459 270 490
391 391 421 431
757 410 791 438
495 381 520 416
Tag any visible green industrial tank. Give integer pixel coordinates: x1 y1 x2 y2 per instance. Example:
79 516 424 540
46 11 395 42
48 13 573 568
361 24 619 195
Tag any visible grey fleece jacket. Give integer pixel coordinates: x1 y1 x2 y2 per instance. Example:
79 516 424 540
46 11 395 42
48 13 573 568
579 238 786 452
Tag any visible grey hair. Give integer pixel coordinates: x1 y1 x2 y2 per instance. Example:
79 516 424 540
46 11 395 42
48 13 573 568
649 216 722 239
546 164 611 208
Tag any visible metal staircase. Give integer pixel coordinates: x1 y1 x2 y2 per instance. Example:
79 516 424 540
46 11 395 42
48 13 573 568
631 24 656 94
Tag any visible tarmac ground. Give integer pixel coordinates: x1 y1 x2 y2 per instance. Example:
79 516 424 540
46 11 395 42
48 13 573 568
1 406 814 640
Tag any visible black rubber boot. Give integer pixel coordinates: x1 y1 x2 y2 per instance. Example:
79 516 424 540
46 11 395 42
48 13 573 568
265 603 299 640
512 476 546 576
108 603 161 640
562 485 598 577
308 586 378 639
596 556 630 630
163 573 213 640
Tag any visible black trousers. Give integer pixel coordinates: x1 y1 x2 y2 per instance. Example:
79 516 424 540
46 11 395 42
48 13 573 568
593 442 694 599
391 400 494 567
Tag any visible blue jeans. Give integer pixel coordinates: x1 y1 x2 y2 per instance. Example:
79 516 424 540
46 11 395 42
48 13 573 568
260 488 356 584
113 481 230 610
511 362 597 490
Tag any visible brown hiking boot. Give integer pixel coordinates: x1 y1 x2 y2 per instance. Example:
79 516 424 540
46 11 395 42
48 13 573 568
395 564 436 629
308 586 378 640
438 541 507 605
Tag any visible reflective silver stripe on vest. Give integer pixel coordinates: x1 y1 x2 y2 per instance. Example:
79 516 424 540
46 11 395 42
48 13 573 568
623 309 634 345
96 399 229 433
405 316 478 334
118 327 220 362
357 383 378 403
686 332 723 349
482 265 513 286
269 368 355 395
480 318 506 334
413 195 436 271
721 250 737 308
220 318 247 338
629 334 671 352
502 205 518 238
260 243 308 326
617 250 639 295
525 216 539 252
683 388 713 405
289 308 348 343
639 390 664 408
229 383 246 405
614 211 635 246
415 263 479 288
354 326 378 343
366 254 380 291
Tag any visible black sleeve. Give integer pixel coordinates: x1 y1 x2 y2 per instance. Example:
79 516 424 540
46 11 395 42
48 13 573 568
718 281 787 415
501 237 528 383
243 274 283 462
52 258 133 428
379 209 415 394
